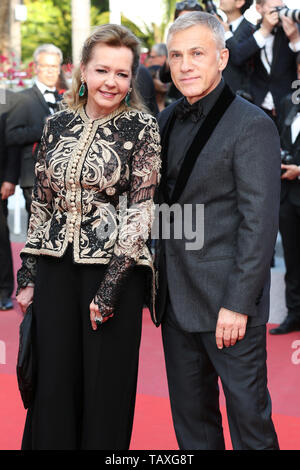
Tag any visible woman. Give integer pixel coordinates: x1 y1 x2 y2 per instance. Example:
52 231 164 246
16 24 161 450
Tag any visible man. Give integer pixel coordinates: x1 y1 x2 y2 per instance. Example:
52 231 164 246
5 44 63 218
147 43 168 68
225 0 300 120
159 1 204 102
270 54 300 335
136 64 159 116
0 89 20 310
218 0 255 94
155 12 280 450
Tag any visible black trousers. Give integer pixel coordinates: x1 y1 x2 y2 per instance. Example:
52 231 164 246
279 198 300 320
0 199 14 298
22 246 146 450
162 304 279 450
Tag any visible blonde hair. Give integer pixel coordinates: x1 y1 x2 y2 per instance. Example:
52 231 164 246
64 24 146 112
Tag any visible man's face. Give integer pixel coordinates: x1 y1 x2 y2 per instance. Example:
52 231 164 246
35 52 61 88
219 0 244 14
147 48 166 67
257 0 284 16
167 25 229 104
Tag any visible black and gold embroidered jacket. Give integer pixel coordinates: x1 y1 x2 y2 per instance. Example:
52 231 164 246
17 105 161 319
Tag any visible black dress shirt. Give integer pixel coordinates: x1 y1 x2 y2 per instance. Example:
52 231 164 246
167 79 225 198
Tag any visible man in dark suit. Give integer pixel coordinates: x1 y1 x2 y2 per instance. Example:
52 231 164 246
0 89 21 310
224 0 300 120
5 44 63 218
270 54 300 335
218 0 255 95
154 11 280 450
136 64 159 116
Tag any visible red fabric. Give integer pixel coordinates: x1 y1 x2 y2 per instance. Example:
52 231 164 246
0 244 299 450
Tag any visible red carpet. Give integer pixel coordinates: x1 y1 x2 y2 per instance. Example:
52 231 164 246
0 243 299 450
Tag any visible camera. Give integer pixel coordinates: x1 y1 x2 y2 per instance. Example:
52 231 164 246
281 149 294 174
203 0 218 15
272 6 300 24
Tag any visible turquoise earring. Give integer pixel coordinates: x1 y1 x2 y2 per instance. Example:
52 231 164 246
79 80 86 97
125 88 132 106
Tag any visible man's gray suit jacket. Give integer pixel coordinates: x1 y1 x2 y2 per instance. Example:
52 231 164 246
156 93 281 332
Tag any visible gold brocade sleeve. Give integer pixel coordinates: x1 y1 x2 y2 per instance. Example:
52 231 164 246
93 116 161 316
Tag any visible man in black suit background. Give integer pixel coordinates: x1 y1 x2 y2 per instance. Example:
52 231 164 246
270 53 300 335
224 0 300 121
5 44 63 219
0 89 21 310
218 0 255 95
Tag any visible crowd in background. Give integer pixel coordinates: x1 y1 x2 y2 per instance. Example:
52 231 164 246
1 0 300 335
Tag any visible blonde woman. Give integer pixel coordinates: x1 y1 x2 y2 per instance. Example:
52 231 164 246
16 24 161 450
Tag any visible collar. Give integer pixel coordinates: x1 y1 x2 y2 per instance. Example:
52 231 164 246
35 79 56 95
229 15 244 33
175 79 225 122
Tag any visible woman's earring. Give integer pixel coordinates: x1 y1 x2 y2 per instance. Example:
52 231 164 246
125 87 132 106
79 78 86 97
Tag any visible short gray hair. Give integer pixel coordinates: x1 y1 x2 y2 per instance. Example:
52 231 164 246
167 12 226 50
151 43 168 57
33 44 63 64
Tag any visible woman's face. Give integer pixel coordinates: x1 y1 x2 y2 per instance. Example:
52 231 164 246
81 43 133 119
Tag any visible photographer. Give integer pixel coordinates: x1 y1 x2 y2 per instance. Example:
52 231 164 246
270 53 300 335
225 0 300 121
159 1 203 101
218 0 255 94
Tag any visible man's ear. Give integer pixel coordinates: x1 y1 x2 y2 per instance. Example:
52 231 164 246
219 48 229 72
256 2 263 15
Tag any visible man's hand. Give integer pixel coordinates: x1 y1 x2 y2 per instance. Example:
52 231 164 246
214 15 230 32
281 16 300 44
260 9 280 37
0 182 15 200
281 164 300 180
213 11 230 32
215 307 248 349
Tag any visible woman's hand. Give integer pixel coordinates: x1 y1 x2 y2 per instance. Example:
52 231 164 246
89 300 114 330
17 286 34 314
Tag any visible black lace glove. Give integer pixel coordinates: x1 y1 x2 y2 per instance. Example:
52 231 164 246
16 254 38 296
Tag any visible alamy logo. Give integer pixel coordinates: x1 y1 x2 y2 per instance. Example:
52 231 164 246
95 196 205 251
0 88 6 105
291 80 300 105
151 203 204 251
291 340 300 366
0 341 6 365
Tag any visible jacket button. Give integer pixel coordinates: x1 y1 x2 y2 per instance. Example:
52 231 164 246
106 187 116 196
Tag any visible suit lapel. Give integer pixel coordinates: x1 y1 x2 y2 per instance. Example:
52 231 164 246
32 84 51 114
169 85 236 205
234 18 247 41
159 100 182 204
282 103 300 147
270 28 282 77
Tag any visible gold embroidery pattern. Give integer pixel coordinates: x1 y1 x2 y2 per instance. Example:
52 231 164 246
18 106 161 316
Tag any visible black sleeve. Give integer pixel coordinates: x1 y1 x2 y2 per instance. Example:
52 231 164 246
2 145 21 184
5 92 45 146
